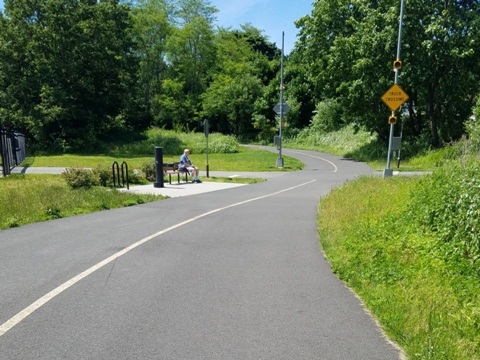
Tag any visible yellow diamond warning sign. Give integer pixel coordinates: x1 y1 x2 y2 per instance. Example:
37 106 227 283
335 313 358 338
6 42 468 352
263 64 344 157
381 84 409 112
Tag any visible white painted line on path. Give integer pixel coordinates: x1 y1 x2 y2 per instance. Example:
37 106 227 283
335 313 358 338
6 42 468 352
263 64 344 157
0 180 316 337
288 150 338 173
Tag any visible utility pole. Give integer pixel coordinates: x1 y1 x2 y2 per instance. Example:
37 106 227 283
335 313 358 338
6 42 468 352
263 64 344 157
276 31 285 168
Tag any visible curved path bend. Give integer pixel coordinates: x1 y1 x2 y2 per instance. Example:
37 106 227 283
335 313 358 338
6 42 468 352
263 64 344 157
0 148 403 359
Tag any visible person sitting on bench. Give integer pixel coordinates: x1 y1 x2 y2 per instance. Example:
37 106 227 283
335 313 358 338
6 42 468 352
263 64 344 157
179 149 202 183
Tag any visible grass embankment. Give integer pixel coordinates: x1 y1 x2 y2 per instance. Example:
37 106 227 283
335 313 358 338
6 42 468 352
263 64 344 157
286 122 480 358
319 175 480 360
309 125 480 359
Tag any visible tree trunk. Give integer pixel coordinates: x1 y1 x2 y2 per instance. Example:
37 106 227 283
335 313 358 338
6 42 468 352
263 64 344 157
408 93 421 136
428 82 440 148
428 98 440 148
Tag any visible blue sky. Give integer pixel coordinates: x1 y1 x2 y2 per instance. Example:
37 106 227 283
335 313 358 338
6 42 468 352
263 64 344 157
0 0 313 53
211 0 313 53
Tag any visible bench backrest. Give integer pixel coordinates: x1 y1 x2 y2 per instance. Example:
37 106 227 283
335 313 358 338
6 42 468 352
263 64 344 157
163 162 176 171
163 162 188 172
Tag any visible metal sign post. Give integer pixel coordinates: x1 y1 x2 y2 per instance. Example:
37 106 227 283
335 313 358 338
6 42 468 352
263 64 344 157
154 147 164 188
204 119 210 178
383 0 406 178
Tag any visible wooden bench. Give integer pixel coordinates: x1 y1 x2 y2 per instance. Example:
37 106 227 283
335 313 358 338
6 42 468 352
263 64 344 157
163 162 190 184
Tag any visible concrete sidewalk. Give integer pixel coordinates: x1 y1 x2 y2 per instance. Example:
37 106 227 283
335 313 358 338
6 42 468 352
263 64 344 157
119 171 290 198
10 166 287 198
119 181 247 198
11 166 68 175
10 166 287 178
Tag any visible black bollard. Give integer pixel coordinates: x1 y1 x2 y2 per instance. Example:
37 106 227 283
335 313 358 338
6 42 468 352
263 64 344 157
154 147 164 188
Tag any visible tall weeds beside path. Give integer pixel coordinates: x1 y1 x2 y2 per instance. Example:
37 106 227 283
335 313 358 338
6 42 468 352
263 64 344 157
318 176 480 360
0 175 161 230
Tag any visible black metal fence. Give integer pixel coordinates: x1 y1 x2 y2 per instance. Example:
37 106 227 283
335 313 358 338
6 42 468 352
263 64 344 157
1 129 26 176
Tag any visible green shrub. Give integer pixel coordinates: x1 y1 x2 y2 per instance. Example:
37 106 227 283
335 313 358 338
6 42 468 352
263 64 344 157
207 134 239 153
94 163 150 187
310 99 343 133
93 165 113 187
284 123 377 157
142 162 156 182
126 168 149 185
144 130 185 155
62 168 100 189
408 159 480 263
465 114 480 152
107 129 239 156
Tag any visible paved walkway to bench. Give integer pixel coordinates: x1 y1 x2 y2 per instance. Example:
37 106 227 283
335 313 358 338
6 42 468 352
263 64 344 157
10 166 288 198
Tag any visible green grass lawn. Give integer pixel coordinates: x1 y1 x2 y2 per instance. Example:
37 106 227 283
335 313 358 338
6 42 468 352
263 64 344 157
20 146 304 172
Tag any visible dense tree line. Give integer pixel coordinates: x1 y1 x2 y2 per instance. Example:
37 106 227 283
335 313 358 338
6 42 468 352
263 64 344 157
0 0 281 152
0 0 141 151
0 0 479 153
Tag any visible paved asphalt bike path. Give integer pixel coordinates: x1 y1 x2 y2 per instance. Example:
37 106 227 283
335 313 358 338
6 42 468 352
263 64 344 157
0 147 404 359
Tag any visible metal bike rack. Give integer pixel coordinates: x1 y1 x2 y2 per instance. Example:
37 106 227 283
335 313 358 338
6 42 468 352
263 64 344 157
112 161 129 190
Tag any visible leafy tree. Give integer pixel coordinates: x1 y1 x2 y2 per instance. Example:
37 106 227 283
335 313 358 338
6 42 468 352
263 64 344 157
172 0 217 25
294 0 397 139
131 0 172 125
283 51 316 129
234 23 280 65
152 78 191 130
235 25 282 141
0 0 40 137
202 73 262 137
401 0 480 147
201 26 280 141
151 0 217 130
1 0 138 152
166 16 216 98
293 0 480 147
310 99 343 133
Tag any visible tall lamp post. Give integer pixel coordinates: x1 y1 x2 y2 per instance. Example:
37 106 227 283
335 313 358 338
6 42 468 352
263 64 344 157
276 31 285 168
272 32 290 167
